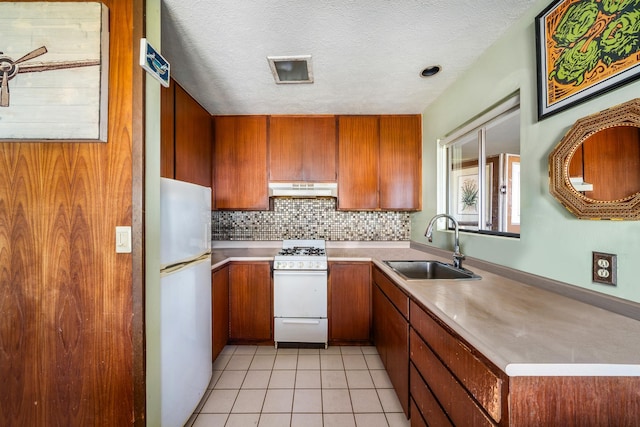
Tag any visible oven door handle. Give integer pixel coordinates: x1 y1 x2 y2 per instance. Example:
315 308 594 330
280 319 322 325
273 270 327 276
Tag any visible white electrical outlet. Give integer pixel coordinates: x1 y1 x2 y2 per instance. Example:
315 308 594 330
592 252 616 286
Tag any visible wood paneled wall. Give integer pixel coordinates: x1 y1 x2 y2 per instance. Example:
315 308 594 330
0 1 145 425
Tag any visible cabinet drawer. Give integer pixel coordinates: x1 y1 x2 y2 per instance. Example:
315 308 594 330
410 301 504 423
410 329 495 427
410 363 453 427
410 398 427 427
373 267 409 318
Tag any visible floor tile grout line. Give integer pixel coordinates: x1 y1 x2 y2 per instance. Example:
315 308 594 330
191 345 405 427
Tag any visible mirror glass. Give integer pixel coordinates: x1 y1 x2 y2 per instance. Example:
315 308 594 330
548 98 640 220
568 126 640 201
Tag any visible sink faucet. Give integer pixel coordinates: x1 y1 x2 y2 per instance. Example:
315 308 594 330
425 214 465 269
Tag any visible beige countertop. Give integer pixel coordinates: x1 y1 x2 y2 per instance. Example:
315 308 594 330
210 241 640 376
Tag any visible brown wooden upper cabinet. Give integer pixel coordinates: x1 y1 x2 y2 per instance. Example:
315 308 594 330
269 116 337 182
338 116 380 210
212 115 269 210
379 115 422 210
338 115 422 211
160 80 212 189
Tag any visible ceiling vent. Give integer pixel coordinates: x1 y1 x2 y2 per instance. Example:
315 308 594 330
267 55 313 84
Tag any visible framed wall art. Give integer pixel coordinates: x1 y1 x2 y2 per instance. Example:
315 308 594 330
0 2 109 141
535 0 640 120
450 165 493 228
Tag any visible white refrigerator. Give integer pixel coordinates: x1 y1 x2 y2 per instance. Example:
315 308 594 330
160 178 212 427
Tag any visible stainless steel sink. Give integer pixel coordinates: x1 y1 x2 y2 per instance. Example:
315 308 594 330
383 260 481 281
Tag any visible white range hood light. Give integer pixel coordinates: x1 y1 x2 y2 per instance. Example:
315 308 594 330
268 182 337 198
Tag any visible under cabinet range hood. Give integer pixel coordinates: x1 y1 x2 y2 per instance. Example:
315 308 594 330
268 182 337 198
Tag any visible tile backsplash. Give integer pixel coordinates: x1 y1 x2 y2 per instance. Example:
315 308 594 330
212 198 411 241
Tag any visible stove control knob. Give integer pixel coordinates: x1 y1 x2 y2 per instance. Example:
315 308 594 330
288 262 294 268
298 261 304 269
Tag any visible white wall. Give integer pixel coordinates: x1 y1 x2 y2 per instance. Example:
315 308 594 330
413 0 640 303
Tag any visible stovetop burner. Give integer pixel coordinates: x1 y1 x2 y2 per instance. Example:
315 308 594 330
277 246 326 257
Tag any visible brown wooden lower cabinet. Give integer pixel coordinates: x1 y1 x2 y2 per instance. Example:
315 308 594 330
212 265 229 360
372 267 409 417
328 262 371 344
409 299 640 426
228 262 273 343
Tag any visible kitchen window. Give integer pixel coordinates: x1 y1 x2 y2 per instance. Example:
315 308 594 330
440 94 520 237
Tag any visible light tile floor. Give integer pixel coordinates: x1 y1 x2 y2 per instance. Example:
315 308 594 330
185 345 410 427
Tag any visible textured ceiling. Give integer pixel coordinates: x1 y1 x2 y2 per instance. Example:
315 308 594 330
161 0 536 115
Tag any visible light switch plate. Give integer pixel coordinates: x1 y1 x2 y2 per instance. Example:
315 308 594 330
116 226 132 253
592 252 616 286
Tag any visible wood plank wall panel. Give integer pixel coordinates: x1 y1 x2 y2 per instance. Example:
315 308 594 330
0 0 143 425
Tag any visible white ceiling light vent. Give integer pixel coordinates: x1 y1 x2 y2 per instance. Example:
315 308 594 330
267 55 314 84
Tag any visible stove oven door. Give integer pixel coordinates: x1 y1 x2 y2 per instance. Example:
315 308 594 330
273 270 327 318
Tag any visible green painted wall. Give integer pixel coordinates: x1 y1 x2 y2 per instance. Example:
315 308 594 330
413 0 640 303
145 0 163 425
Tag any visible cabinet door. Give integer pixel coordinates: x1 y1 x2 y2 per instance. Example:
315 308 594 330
160 80 212 187
228 262 272 342
329 262 371 343
174 83 212 187
372 268 409 417
337 116 379 210
372 283 388 364
379 115 421 210
269 116 336 182
384 292 409 416
212 266 229 360
213 116 269 210
303 116 337 181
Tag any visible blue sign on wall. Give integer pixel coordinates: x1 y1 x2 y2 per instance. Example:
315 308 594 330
140 38 170 87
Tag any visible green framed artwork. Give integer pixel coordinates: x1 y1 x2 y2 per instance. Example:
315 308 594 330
535 0 640 119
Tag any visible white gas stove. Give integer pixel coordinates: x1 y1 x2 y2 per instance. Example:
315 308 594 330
273 239 328 347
